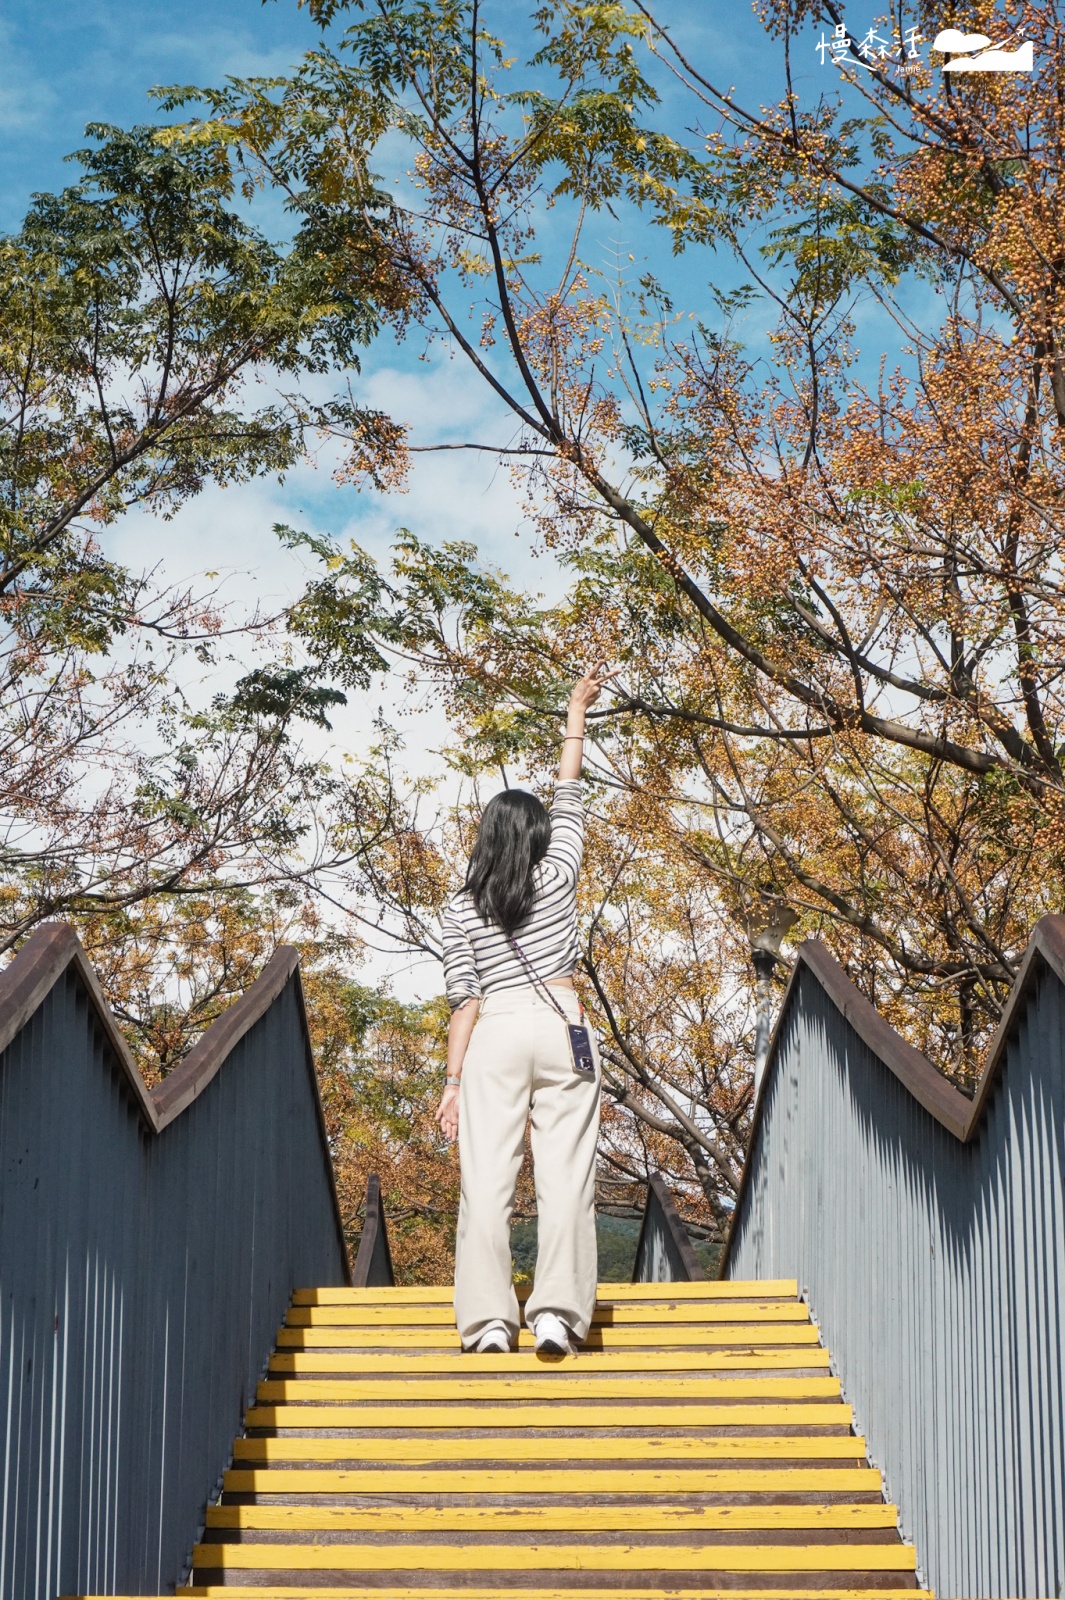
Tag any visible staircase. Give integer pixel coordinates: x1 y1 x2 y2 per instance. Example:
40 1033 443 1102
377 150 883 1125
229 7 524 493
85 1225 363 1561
169 1278 926 1597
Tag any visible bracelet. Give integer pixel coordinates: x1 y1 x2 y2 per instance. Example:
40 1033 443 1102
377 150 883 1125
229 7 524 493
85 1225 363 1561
562 735 584 741
445 1075 462 1088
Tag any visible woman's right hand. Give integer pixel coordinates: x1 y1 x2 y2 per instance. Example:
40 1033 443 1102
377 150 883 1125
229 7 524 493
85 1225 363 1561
434 1084 460 1144
569 661 618 712
559 663 619 781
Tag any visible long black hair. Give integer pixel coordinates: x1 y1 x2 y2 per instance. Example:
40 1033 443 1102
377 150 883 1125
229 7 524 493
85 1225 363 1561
464 789 551 934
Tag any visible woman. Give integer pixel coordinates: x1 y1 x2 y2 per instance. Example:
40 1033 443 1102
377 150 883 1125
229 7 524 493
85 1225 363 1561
435 664 615 1356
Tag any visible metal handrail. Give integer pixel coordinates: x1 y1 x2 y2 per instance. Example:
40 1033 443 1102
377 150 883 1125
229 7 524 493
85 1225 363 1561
721 913 1065 1277
352 1171 396 1287
631 1170 705 1282
0 922 350 1599
721 913 1065 1597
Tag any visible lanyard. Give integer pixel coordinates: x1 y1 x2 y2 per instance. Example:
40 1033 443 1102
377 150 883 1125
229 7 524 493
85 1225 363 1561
505 934 584 1025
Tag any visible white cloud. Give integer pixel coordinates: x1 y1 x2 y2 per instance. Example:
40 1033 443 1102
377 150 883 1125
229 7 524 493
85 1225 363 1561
101 344 569 796
0 20 57 132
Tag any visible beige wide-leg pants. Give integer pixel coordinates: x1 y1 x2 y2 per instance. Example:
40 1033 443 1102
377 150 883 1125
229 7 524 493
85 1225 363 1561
453 986 600 1348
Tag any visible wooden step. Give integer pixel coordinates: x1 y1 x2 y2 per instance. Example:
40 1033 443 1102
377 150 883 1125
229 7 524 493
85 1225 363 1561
84 1588 932 1600
206 1504 899 1532
224 1466 885 1494
232 1435 868 1465
189 1541 918 1573
174 1580 927 1593
284 1303 810 1327
291 1281 800 1304
268 1341 824 1366
80 1280 924 1599
278 1324 821 1347
258 1368 832 1406
244 1401 855 1429
268 1349 835 1374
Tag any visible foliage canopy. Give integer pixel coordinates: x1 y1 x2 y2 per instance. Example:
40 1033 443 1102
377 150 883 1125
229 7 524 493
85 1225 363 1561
11 1 1065 1247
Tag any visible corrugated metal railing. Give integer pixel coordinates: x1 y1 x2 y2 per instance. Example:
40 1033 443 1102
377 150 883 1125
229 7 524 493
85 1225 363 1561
723 915 1065 1599
0 922 349 1600
632 1171 705 1282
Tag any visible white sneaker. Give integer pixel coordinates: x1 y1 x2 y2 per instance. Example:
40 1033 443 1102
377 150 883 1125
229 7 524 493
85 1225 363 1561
532 1312 573 1356
474 1321 511 1354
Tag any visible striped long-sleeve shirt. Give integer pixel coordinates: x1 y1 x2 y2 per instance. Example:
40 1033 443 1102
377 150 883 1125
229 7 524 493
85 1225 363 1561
441 781 584 1010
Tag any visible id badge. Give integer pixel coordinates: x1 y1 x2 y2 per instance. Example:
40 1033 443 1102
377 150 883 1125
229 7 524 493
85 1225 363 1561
568 1022 596 1075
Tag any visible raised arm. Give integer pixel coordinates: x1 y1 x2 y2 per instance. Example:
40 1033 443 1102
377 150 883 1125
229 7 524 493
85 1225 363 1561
558 662 618 781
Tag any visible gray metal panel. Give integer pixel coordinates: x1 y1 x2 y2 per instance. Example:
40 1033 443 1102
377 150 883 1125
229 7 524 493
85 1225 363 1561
726 957 1065 1598
0 958 348 1598
632 1173 705 1283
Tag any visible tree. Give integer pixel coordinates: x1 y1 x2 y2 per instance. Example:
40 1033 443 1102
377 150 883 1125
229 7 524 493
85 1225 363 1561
0 121 406 952
280 531 760 1237
324 982 459 1282
0 123 471 1281
172 0 1065 1096
2 120 390 599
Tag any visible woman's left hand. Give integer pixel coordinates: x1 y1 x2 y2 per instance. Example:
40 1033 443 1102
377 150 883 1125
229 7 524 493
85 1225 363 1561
434 1084 460 1143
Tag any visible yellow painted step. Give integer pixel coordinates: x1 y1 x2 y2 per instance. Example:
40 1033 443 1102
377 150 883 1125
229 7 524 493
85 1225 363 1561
270 1347 830 1373
277 1324 821 1348
285 1302 809 1326
176 1588 934 1599
232 1434 867 1464
206 1502 898 1532
292 1281 799 1304
223 1465 883 1494
259 1374 840 1402
259 1365 829 1407
244 1400 854 1430
267 1350 831 1376
192 1541 917 1573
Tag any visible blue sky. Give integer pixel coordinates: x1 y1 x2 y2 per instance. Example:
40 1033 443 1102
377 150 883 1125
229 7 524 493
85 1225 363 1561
0 0 786 986
0 0 947 712
0 3 750 220
0 1 776 597
0 0 321 228
0 1 987 985
0 0 955 667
